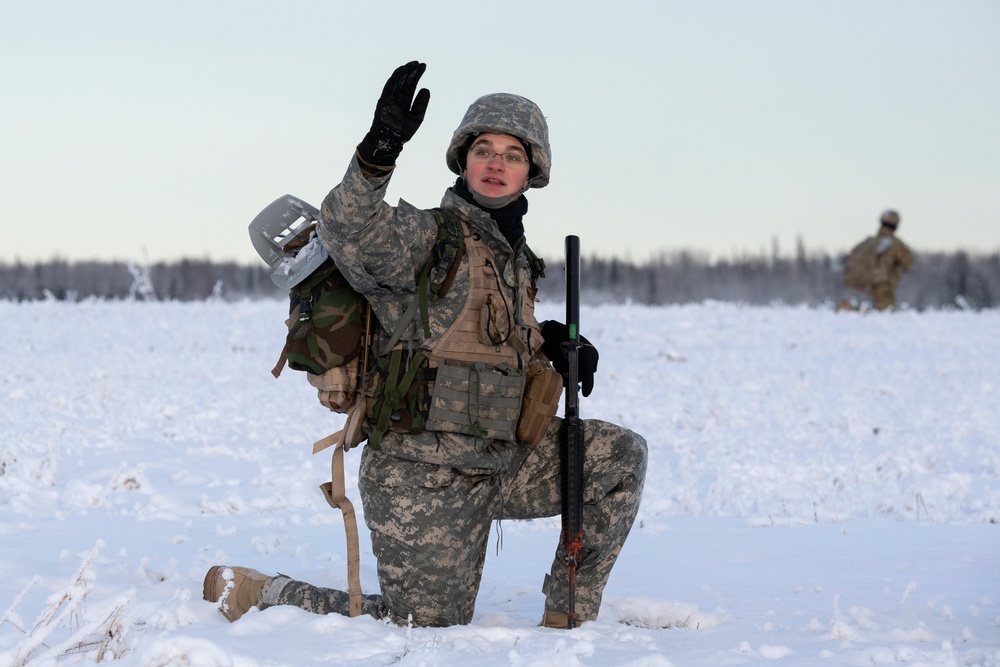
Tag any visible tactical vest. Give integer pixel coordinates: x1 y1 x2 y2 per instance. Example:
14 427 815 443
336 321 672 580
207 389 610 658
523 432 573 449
367 220 545 448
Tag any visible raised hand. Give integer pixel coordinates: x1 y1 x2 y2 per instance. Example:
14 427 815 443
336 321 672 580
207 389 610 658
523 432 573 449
357 61 430 167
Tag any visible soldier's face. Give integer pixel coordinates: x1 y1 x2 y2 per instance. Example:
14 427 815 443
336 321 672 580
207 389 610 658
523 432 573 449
463 133 531 200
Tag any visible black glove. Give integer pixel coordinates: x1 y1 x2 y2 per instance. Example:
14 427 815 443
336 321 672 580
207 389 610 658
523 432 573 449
540 320 599 397
356 61 430 167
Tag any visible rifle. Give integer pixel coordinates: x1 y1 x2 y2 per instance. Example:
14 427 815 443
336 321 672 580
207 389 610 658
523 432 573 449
560 235 585 629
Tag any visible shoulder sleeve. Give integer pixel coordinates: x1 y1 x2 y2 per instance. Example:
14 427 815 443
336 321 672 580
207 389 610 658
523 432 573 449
317 155 441 294
895 240 915 270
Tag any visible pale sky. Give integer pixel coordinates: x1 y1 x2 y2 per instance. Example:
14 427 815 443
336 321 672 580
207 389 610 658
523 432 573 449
2 0 998 267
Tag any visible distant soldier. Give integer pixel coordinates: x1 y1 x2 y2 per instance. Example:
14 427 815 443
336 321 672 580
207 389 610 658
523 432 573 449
839 209 915 311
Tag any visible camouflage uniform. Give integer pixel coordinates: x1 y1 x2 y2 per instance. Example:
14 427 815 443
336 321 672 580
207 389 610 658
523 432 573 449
265 416 646 626
259 126 648 625
845 226 915 311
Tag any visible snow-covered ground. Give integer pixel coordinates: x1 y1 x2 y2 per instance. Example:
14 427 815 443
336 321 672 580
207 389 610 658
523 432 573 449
1 299 997 666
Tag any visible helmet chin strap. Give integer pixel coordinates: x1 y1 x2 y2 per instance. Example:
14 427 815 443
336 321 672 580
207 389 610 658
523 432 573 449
462 175 529 209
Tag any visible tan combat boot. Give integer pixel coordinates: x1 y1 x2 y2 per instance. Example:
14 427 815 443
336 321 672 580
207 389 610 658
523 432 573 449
540 608 570 629
203 566 272 622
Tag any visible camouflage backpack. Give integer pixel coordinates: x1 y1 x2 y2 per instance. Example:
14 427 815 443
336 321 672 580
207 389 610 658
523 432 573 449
275 255 365 377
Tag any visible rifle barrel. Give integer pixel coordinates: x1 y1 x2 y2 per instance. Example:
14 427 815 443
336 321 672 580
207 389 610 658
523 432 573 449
561 235 584 629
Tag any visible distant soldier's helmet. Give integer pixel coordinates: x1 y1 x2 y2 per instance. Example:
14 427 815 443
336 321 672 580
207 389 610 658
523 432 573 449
446 93 551 189
880 209 901 228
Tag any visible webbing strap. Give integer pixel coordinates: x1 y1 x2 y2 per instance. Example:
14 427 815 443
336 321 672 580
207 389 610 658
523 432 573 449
524 244 546 279
467 363 487 442
418 210 465 338
368 353 400 449
271 346 288 379
381 295 420 357
314 427 362 617
368 350 428 449
390 351 426 406
418 268 432 338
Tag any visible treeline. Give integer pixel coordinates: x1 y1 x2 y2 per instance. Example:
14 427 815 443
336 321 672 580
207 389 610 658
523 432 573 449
543 249 1000 311
1 249 999 310
0 258 280 302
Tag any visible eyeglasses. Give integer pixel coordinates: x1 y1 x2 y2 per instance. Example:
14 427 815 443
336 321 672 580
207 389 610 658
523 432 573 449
467 146 529 167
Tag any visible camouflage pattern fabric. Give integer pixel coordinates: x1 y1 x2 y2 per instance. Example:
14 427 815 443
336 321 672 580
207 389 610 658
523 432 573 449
844 228 915 311
261 575 387 619
265 417 646 627
283 259 364 376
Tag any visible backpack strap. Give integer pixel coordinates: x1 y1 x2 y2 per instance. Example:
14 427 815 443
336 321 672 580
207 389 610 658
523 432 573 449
419 209 465 337
379 209 466 355
367 350 429 449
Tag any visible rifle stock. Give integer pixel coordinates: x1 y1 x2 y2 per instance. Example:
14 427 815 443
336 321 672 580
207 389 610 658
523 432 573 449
560 235 584 629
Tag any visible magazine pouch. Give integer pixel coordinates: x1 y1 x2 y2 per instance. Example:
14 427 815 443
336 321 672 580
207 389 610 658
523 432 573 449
516 352 563 446
425 359 525 442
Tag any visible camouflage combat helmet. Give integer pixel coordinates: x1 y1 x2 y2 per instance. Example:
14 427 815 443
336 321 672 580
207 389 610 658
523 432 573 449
880 209 901 228
446 93 551 189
